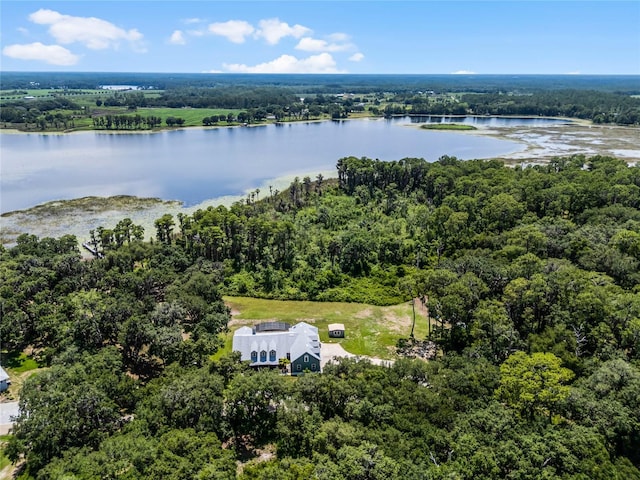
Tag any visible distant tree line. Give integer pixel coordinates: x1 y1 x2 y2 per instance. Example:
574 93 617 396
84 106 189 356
0 97 81 124
4 71 640 93
394 89 640 125
91 114 163 130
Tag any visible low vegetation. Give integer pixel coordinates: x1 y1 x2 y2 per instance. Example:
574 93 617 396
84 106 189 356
420 123 477 130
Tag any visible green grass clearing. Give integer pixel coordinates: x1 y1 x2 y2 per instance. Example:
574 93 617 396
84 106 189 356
216 296 432 360
1 351 44 401
0 450 10 471
136 107 243 126
1 352 40 374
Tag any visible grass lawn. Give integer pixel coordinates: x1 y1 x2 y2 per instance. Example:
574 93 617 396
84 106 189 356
217 296 432 360
0 434 11 476
136 107 243 127
0 450 10 471
1 351 43 402
1 352 40 374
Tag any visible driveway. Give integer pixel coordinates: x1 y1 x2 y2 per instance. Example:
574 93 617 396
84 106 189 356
0 402 19 435
321 342 394 369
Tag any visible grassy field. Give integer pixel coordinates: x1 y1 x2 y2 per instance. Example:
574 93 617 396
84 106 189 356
1 352 40 374
420 123 477 130
217 296 432 360
1 351 43 401
0 435 12 480
136 107 242 126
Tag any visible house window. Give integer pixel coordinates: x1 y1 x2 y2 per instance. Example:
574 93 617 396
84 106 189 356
296 364 302 371
269 350 276 362
304 355 309 363
251 351 257 362
311 363 316 371
260 350 267 362
286 353 290 360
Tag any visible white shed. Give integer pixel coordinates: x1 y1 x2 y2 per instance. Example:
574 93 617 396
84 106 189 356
328 323 345 338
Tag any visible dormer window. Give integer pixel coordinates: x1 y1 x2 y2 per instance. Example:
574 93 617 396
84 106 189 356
260 350 267 362
251 351 257 362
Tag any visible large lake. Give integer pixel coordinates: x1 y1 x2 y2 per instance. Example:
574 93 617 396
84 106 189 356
1 116 564 213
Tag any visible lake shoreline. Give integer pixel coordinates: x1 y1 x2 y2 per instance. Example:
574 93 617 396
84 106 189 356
3 116 638 246
0 113 592 136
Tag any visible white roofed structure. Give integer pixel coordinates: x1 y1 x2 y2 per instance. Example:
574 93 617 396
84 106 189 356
232 321 321 374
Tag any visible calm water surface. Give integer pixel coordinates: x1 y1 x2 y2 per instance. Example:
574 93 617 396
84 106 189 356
410 115 572 127
1 117 530 213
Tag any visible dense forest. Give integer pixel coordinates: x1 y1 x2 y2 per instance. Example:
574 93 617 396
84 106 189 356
391 90 640 125
3 72 640 93
1 155 639 478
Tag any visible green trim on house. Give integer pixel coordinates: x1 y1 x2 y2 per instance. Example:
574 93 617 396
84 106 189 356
291 353 320 375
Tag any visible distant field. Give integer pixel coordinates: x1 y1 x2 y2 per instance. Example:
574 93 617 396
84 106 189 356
0 88 57 99
0 88 164 105
136 107 243 126
217 296 431 359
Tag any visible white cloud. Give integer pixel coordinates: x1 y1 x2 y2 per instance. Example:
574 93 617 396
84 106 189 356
566 71 581 75
188 29 205 37
17 27 30 35
169 30 186 45
328 32 350 42
349 52 364 62
222 53 343 73
295 37 351 52
3 42 79 65
451 70 476 74
28 9 144 51
183 18 205 24
255 18 310 45
208 20 254 43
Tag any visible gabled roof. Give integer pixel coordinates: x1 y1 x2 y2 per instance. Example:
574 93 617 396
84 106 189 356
290 322 318 334
290 326 321 362
234 326 253 336
232 321 321 365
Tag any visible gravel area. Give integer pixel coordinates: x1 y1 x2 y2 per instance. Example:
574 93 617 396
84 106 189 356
321 342 394 369
0 401 19 434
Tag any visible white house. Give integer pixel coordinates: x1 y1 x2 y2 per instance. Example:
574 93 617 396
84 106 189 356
0 366 10 392
232 321 321 375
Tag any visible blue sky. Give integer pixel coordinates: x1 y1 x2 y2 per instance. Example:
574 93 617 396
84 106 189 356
1 1 639 74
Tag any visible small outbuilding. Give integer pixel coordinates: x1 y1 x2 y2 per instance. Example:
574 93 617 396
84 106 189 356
328 323 345 338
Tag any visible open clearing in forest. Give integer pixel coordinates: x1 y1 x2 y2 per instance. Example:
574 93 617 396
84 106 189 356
220 296 432 359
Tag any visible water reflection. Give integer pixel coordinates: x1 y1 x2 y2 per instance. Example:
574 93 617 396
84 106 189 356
1 118 526 213
409 115 572 127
